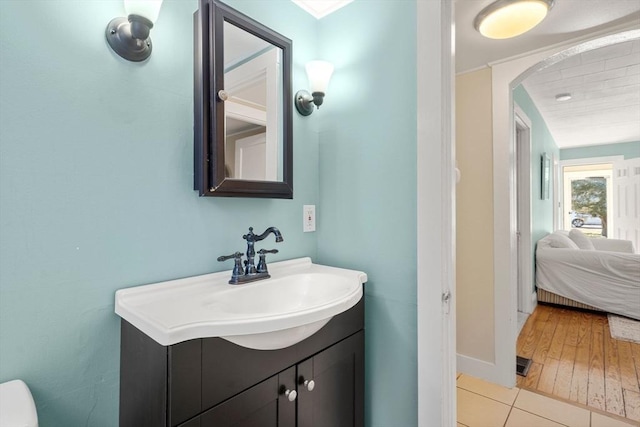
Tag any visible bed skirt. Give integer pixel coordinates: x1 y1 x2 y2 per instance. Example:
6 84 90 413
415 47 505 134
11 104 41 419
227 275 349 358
536 288 605 313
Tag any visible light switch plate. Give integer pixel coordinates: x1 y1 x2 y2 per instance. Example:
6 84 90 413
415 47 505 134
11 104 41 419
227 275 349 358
303 205 316 232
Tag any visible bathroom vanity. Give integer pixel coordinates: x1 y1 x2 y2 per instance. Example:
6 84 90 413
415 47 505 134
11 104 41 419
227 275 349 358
116 258 366 427
119 301 363 426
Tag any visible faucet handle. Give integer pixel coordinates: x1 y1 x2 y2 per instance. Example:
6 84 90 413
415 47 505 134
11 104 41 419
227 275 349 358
217 251 243 262
256 249 278 274
257 249 279 255
218 252 244 282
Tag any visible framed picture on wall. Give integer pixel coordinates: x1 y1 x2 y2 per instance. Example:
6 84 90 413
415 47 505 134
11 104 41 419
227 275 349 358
541 152 551 200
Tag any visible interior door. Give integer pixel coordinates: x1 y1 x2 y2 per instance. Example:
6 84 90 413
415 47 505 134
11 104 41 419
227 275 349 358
613 158 640 253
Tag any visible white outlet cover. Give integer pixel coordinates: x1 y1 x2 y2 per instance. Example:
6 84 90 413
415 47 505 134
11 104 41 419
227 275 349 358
303 205 316 232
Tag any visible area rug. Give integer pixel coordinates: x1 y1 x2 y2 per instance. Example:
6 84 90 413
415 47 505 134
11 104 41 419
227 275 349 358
608 314 640 344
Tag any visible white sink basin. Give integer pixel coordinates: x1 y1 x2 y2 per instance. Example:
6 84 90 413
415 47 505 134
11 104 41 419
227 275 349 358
115 258 366 349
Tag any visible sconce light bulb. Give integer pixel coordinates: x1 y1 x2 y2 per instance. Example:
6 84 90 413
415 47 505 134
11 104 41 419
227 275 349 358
305 60 334 94
296 60 334 116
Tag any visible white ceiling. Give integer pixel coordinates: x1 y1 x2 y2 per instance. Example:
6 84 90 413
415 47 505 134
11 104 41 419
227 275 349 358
522 39 640 148
455 0 640 148
287 0 640 148
292 0 354 19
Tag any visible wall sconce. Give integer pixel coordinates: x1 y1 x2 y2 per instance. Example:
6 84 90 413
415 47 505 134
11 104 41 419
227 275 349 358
474 0 554 39
295 60 334 116
106 0 163 62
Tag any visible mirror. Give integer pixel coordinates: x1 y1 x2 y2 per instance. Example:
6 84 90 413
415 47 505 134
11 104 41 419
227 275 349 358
194 0 293 198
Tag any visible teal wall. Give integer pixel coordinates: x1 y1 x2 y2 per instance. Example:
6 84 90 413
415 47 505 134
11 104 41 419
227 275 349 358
316 2 418 426
513 85 559 286
561 141 640 160
0 1 319 425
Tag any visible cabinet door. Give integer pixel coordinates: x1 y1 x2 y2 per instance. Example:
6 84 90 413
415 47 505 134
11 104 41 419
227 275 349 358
168 339 202 426
199 366 296 427
298 332 364 427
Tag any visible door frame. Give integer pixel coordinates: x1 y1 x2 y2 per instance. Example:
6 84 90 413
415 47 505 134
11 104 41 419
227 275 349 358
553 154 561 231
559 156 621 233
514 104 535 315
417 0 455 425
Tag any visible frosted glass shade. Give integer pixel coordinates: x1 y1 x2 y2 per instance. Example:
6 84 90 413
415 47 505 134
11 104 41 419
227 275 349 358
125 0 163 23
305 61 334 94
475 0 551 39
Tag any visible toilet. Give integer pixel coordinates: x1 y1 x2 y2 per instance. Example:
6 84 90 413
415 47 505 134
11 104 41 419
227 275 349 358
0 380 38 427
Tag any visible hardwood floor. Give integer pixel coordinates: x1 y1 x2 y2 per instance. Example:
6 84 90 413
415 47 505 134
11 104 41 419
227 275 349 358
516 304 640 422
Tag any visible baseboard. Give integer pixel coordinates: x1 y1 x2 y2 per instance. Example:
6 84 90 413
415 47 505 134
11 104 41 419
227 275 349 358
456 353 499 384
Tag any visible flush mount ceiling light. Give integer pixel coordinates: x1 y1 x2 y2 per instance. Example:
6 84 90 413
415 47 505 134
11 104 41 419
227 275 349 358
295 60 334 116
106 0 163 62
555 93 572 102
474 0 554 39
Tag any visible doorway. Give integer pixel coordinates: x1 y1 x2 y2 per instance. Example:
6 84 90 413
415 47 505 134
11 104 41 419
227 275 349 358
514 104 534 335
561 163 613 237
491 29 640 389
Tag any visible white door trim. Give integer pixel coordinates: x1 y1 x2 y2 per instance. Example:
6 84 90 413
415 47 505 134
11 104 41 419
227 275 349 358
514 103 534 315
417 0 455 425
560 156 624 167
559 156 623 234
553 154 561 231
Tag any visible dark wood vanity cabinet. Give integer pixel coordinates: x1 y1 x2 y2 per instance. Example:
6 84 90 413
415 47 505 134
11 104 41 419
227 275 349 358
296 333 364 427
119 299 364 427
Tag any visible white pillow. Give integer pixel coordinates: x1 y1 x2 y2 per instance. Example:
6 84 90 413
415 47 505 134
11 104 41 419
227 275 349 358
569 229 595 250
546 233 580 249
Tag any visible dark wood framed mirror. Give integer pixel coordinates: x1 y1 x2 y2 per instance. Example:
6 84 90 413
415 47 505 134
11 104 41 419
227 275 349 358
194 0 293 198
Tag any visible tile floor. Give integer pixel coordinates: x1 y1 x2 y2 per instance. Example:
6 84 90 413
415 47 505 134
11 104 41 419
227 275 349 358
457 374 639 427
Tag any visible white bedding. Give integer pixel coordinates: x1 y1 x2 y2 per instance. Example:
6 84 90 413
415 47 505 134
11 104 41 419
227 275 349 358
536 233 640 320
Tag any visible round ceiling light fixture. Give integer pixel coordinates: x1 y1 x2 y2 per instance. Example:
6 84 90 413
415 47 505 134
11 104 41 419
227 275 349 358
555 93 572 102
474 0 555 40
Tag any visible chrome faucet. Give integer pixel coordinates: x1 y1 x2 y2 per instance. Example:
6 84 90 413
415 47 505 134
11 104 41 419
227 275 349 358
217 227 283 284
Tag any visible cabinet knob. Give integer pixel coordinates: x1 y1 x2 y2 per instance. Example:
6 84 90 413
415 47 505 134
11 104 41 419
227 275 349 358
284 389 297 402
304 379 315 392
217 90 229 101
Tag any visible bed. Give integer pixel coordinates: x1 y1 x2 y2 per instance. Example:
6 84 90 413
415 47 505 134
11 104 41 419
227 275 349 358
535 230 640 320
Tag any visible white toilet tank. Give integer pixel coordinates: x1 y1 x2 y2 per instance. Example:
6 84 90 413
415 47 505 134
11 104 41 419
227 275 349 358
0 380 38 427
